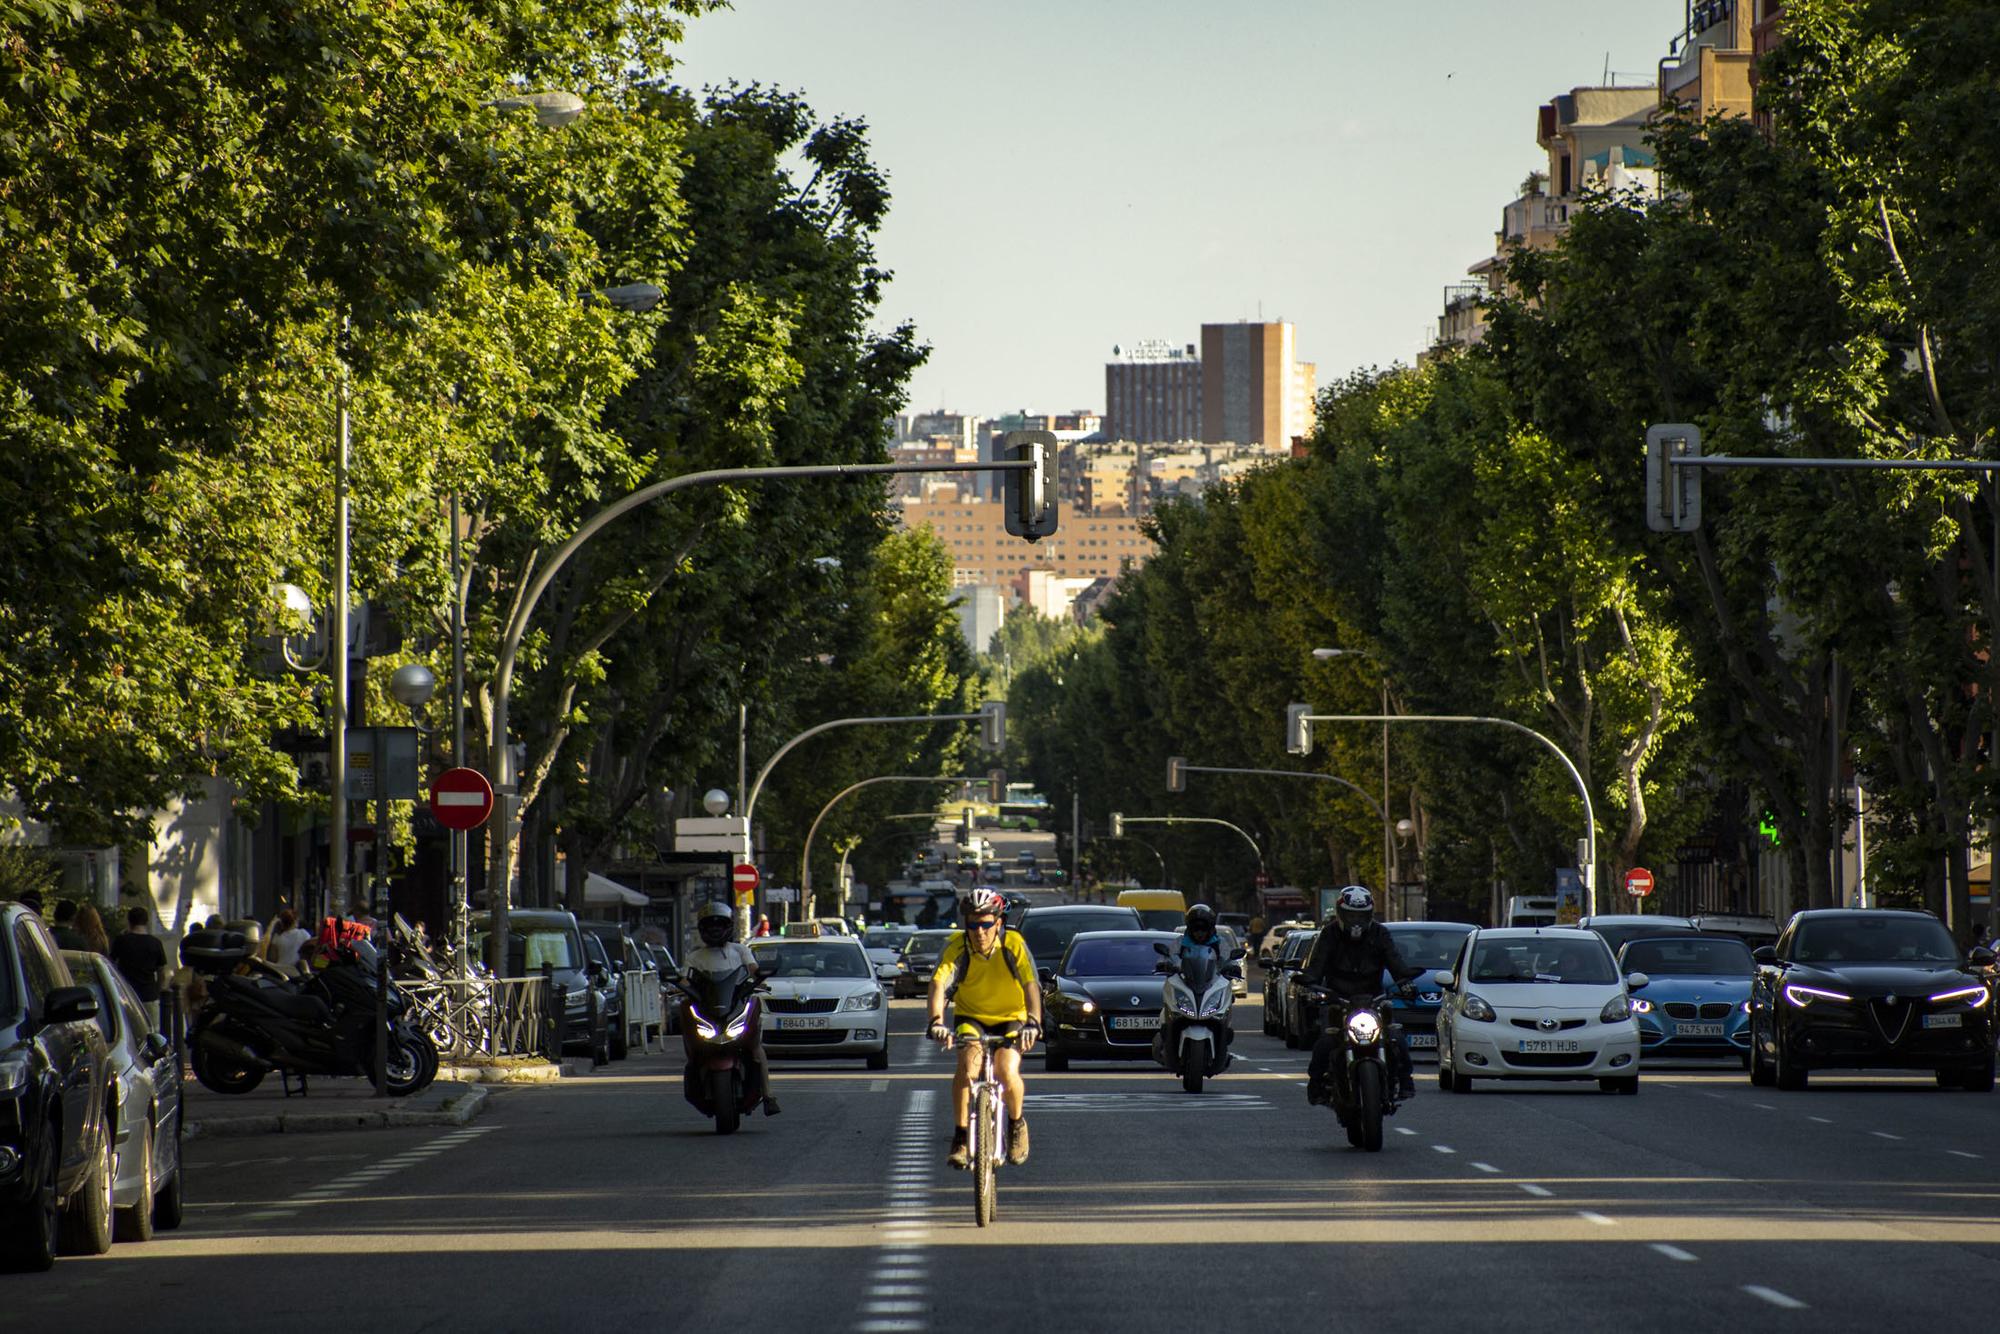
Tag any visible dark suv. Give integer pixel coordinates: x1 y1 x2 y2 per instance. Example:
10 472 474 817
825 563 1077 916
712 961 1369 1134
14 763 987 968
1017 905 1145 972
0 902 114 1270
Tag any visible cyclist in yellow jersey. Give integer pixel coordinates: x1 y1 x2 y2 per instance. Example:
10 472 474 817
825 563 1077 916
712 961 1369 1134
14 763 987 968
928 887 1041 1168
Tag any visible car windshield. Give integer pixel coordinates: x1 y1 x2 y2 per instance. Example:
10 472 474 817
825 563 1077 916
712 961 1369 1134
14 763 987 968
903 935 948 959
1387 928 1470 970
1284 933 1317 960
751 942 869 979
1793 916 1959 965
1064 937 1167 977
1134 909 1185 931
865 930 911 950
1021 914 1133 964
1468 937 1617 985
1622 937 1754 977
470 927 579 972
1592 922 1699 953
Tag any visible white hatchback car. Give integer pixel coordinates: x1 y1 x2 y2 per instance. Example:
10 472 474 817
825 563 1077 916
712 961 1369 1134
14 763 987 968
1434 927 1646 1093
749 937 890 1070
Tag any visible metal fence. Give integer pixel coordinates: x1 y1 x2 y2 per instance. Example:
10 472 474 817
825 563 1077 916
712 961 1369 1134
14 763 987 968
400 974 550 1060
622 969 668 1053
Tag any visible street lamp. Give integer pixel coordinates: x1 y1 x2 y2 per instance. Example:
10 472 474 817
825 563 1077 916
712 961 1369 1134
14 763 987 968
1312 647 1396 898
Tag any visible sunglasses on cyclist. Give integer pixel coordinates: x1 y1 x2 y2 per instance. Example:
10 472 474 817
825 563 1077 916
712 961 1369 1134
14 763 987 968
968 918 1000 931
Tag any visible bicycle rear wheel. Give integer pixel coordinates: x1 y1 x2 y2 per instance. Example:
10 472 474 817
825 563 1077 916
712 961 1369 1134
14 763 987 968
972 1084 996 1226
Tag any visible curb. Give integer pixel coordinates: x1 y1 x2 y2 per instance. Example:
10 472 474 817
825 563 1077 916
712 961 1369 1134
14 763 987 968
439 1060 569 1085
183 1083 491 1142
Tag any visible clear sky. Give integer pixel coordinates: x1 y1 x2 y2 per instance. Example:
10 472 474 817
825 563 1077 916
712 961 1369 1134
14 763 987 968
671 1 1682 417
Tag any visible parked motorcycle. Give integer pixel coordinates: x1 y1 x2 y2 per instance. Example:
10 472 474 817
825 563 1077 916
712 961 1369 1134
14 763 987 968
1309 988 1401 1151
1151 942 1240 1093
187 934 440 1097
673 965 767 1135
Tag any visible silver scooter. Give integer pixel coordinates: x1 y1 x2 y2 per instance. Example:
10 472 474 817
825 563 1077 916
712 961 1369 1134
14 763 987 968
1151 942 1241 1093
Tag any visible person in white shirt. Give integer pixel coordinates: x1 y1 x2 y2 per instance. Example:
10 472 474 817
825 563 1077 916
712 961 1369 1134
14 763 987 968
268 908 313 974
684 902 779 1116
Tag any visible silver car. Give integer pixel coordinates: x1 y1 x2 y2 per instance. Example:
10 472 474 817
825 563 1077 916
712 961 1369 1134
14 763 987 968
63 952 185 1241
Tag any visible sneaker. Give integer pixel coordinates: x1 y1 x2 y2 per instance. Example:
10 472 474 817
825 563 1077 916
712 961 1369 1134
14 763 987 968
1006 1118 1030 1165
1305 1078 1329 1106
947 1129 971 1169
762 1095 782 1117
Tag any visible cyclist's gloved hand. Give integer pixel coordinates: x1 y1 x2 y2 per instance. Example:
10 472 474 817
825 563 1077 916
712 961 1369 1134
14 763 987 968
928 1020 953 1048
1018 1019 1041 1052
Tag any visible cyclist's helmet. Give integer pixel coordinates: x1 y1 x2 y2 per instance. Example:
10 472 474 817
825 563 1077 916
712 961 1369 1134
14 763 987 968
1333 885 1375 940
696 901 735 947
1184 902 1217 944
960 887 1007 923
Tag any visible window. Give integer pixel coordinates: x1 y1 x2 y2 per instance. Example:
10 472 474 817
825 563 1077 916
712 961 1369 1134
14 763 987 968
16 920 63 1011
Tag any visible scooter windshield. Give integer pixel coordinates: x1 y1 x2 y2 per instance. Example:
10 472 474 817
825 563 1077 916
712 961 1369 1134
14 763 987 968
1179 950 1218 993
687 965 748 1020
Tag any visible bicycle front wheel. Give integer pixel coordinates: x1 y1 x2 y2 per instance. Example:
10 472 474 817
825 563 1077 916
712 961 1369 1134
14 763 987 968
972 1085 997 1226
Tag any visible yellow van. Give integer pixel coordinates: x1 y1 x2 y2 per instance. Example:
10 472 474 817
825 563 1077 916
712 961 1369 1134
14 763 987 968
1116 888 1187 932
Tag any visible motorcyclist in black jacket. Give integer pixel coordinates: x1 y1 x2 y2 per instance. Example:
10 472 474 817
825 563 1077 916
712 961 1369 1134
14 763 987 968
1301 885 1421 1103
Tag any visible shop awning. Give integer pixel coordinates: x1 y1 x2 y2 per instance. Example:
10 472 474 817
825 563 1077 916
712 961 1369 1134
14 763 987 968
583 872 647 908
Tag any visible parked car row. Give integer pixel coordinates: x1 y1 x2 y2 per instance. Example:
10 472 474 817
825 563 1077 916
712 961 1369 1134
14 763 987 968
2 900 183 1273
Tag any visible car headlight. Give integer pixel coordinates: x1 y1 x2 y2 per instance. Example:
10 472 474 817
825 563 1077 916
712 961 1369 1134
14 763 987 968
1462 994 1496 1023
840 990 884 1012
1346 1011 1382 1044
1784 983 1851 1007
1600 994 1631 1023
1740 1000 1752 1013
1077 999 1096 1015
1629 997 1653 1014
0 1057 29 1094
1929 985 1990 1007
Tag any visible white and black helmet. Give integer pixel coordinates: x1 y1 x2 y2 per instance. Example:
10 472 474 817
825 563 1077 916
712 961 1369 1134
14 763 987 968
1333 885 1375 940
697 901 734 947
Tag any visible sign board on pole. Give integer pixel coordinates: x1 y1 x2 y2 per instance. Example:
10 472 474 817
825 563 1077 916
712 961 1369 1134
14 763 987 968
731 862 760 908
763 886 799 904
429 767 495 831
1624 866 1655 899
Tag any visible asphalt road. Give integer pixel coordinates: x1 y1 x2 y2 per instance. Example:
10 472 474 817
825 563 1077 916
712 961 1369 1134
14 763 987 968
14 981 2000 1332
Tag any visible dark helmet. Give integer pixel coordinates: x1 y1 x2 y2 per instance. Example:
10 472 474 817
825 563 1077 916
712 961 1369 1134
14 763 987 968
1184 902 1217 942
1333 885 1375 940
697 901 734 947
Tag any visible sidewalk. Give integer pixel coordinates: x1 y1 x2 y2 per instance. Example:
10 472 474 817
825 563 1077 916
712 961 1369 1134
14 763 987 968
181 1073 491 1141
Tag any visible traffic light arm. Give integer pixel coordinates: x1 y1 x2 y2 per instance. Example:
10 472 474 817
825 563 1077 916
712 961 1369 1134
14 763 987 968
1117 815 1265 878
1300 713 1597 916
800 774 993 913
745 710 988 830
1176 763 1387 823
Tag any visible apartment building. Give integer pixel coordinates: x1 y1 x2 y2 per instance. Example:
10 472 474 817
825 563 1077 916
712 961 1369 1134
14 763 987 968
1200 321 1316 448
897 498 1150 588
1105 341 1203 443
1658 0 1758 119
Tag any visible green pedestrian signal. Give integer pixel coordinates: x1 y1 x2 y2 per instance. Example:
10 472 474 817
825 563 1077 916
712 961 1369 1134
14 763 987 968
1758 812 1781 847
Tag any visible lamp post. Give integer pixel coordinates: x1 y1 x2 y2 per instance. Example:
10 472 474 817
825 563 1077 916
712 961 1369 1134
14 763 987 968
1311 648 1395 896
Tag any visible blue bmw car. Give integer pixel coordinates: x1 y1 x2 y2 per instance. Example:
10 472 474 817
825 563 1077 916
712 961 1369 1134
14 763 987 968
1381 921 1476 1060
1617 934 1755 1065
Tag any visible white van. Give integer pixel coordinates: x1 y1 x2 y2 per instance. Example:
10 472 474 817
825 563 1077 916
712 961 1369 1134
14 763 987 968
1504 896 1559 928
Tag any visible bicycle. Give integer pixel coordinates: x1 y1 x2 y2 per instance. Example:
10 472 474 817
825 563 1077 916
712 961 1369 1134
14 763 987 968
958 1026 1020 1227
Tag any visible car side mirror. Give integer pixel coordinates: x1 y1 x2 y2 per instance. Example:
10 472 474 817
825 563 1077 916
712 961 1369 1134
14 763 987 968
1154 960 1177 974
1970 946 1996 967
44 986 99 1026
1752 946 1778 965
1152 941 1173 957
1222 965 1243 980
1625 972 1650 992
1037 967 1055 986
143 1032 173 1061
1433 971 1456 990
1229 947 1247 962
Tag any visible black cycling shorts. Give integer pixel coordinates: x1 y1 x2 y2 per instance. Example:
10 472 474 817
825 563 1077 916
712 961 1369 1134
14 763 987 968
953 1018 1022 1040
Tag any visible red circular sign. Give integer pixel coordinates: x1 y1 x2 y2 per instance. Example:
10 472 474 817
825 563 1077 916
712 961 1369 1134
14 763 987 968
732 863 760 893
1624 867 1655 898
429 767 495 831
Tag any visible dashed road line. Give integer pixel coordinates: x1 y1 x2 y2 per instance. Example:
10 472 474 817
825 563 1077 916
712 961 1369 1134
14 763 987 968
1751 1102 1774 1110
1470 1162 1500 1174
1519 1184 1553 1198
853 1088 937 1334
1808 1116 1833 1124
1870 1131 1904 1141
1650 1243 1698 1262
1744 1285 1808 1310
1948 1149 1982 1160
1394 1127 1418 1136
1578 1210 1615 1226
1431 1144 1455 1155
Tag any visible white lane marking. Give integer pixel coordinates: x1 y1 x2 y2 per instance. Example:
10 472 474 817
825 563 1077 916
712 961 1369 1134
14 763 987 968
1520 1184 1553 1198
1470 1162 1500 1174
1809 1116 1833 1124
1871 1131 1904 1141
1751 1102 1774 1110
1949 1149 1982 1159
1578 1211 1615 1226
243 1209 296 1221
867 1286 927 1298
872 1270 925 1281
861 1306 927 1317
1394 1128 1418 1137
1744 1285 1808 1310
1431 1144 1456 1155
1650 1243 1698 1262
855 1324 925 1333
856 1090 936 1334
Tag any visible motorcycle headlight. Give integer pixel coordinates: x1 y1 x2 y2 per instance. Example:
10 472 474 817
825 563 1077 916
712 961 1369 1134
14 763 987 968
1172 996 1196 1017
1600 994 1631 1023
724 1013 751 1039
840 989 884 1012
1200 991 1230 1017
692 1014 720 1040
1629 997 1653 1015
1345 1010 1382 1044
1462 994 1496 1023
1783 983 1851 1008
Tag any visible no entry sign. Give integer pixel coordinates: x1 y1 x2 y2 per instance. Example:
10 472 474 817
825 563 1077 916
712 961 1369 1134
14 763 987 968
732 862 760 907
429 766 495 831
1624 866 1655 899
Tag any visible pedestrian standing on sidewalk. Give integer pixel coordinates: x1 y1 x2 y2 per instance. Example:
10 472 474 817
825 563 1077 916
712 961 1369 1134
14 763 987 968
269 909 311 974
109 908 169 1030
50 900 89 950
75 904 112 954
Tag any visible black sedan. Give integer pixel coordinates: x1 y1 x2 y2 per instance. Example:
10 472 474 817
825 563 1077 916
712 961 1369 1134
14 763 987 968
0 902 114 1270
1017 905 1143 973
1039 930 1180 1070
1749 909 1995 1091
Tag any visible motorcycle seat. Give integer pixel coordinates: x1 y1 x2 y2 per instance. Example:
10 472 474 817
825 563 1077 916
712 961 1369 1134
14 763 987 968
216 974 333 1023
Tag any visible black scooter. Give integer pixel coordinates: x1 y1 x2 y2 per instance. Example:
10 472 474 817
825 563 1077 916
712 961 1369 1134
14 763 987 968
674 966 767 1135
188 936 440 1097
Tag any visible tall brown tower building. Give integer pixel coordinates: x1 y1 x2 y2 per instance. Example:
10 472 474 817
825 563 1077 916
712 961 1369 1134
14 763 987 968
1200 321 1316 446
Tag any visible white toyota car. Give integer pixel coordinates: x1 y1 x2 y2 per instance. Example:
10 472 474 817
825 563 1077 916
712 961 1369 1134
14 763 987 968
749 937 890 1070
1434 927 1646 1093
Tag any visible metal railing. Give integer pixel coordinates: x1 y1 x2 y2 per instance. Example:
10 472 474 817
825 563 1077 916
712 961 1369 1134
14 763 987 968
622 969 668 1053
398 974 550 1060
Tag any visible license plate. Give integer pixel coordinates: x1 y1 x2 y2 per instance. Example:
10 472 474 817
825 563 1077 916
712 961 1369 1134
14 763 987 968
1675 1022 1724 1037
1923 1013 1963 1029
1407 1033 1437 1049
1110 1015 1162 1030
1517 1039 1580 1053
775 1016 830 1030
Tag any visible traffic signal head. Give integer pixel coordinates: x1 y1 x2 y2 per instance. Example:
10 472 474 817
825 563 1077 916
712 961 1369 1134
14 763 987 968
980 700 1006 752
988 768 1006 803
1002 431 1060 541
1166 756 1185 793
1110 811 1124 839
1645 423 1703 533
1285 703 1314 756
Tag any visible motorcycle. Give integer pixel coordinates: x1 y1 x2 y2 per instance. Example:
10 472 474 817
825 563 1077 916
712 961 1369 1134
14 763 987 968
1151 942 1240 1093
188 935 440 1097
673 965 767 1135
1310 989 1402 1151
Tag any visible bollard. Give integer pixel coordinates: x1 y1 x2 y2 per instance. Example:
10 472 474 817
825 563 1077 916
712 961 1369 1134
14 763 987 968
587 982 605 1068
374 945 390 1097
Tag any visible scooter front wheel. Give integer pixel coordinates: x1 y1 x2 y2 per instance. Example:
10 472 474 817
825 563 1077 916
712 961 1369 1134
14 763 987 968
1182 1064 1203 1094
711 1067 741 1135
190 1036 266 1095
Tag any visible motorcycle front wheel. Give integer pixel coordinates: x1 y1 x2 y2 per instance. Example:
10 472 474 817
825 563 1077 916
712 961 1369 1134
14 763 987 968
377 1030 440 1097
1354 1061 1385 1152
711 1068 740 1135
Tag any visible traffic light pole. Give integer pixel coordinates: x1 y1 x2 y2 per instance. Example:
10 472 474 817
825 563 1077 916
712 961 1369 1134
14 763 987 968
1112 815 1265 878
799 774 995 914
1172 762 1387 823
485 457 1040 975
